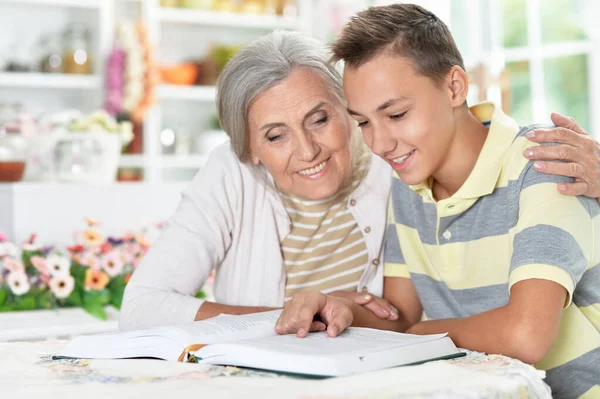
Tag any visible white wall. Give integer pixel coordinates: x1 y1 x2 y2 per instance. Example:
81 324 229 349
0 182 186 249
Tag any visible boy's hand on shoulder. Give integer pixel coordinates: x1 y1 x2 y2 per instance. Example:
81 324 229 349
275 292 354 338
524 112 600 204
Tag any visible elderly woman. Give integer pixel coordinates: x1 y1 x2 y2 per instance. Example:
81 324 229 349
120 31 600 330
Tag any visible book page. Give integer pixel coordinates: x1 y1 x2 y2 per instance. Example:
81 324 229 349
58 310 282 361
212 327 447 356
164 309 282 345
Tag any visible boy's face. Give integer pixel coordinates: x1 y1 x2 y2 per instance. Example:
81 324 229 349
343 53 457 186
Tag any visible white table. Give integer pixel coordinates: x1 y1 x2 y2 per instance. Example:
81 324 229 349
0 307 118 342
0 339 552 398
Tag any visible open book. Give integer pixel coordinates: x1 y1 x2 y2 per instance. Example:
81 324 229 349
58 310 464 377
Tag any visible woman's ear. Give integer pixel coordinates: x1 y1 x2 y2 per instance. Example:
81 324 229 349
251 155 260 165
447 66 469 107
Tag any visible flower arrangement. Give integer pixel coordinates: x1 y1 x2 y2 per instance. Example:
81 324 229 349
0 219 172 320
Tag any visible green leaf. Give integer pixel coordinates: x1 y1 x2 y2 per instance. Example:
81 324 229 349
65 289 83 307
107 274 127 310
110 286 125 310
37 290 56 309
14 295 36 311
83 303 107 320
84 288 111 307
71 263 88 283
108 273 127 289
0 287 7 307
195 290 206 299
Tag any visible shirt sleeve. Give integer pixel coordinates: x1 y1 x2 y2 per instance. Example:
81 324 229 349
509 165 597 308
119 144 240 330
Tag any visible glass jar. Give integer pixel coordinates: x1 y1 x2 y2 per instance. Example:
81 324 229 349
54 136 104 182
63 24 92 75
38 33 63 73
0 131 27 182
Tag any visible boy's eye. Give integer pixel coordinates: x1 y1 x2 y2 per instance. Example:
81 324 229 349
390 111 408 120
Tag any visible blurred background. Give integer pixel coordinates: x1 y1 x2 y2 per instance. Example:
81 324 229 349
0 0 598 340
0 0 597 186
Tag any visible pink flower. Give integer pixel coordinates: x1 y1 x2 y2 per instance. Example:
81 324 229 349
49 275 75 299
102 250 124 277
119 248 134 265
45 255 71 277
7 272 30 296
126 242 141 255
22 243 40 252
79 251 101 270
30 256 49 275
0 242 18 258
0 232 9 242
100 242 112 254
2 257 25 274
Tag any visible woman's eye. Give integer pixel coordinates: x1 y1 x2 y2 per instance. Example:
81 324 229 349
390 111 408 120
357 120 369 128
267 135 281 142
315 116 328 125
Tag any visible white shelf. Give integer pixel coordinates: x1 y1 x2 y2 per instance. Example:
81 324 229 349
0 0 102 9
118 154 146 168
159 7 299 30
161 154 209 169
157 84 216 101
0 72 102 89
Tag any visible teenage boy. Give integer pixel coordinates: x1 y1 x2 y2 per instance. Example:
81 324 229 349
275 4 600 398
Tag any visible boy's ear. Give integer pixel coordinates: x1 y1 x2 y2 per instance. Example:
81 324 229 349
446 66 469 107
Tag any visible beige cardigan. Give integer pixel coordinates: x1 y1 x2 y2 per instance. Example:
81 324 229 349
120 142 392 330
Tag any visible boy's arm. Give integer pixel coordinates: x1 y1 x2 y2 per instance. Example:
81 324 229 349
406 279 566 364
407 165 597 365
349 276 423 332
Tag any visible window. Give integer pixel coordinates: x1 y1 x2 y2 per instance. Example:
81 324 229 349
450 0 599 136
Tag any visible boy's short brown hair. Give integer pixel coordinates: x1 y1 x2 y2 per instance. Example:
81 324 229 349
331 3 465 85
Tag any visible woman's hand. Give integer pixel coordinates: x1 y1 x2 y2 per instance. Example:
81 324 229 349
330 290 399 321
524 113 600 204
275 291 354 338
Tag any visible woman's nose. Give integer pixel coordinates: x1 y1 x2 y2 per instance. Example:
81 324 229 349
295 133 320 161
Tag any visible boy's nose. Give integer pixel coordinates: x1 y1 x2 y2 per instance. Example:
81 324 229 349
370 126 397 158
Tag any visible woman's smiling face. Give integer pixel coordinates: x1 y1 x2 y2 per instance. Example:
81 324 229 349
248 68 354 200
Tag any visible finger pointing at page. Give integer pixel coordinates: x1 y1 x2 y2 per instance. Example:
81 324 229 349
276 291 327 337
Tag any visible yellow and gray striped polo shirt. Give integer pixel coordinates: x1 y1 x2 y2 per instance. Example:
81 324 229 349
282 154 371 301
384 102 600 399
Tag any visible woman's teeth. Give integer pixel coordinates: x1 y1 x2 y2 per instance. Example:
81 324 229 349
298 159 328 176
393 150 414 164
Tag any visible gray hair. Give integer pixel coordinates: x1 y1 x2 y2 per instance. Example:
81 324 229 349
216 30 346 162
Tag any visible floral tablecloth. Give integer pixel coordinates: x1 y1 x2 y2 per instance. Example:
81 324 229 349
0 340 551 398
